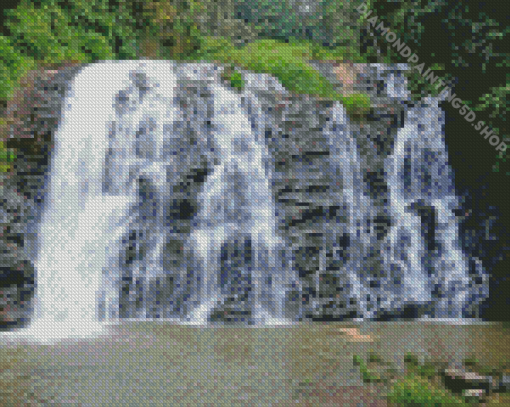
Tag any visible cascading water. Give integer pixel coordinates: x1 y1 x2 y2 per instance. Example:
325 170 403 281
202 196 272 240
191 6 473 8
188 84 290 324
385 95 472 319
26 62 138 339
13 59 486 340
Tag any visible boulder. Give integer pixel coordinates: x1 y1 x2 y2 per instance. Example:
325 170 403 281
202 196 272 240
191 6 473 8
442 368 493 396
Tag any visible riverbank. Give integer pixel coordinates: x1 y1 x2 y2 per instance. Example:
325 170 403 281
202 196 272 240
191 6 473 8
1 321 508 406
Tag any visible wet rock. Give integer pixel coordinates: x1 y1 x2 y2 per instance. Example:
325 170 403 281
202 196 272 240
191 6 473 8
462 389 487 403
442 368 493 396
0 63 87 329
494 375 510 394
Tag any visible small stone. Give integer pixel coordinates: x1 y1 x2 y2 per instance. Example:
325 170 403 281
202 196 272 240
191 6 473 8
463 389 486 403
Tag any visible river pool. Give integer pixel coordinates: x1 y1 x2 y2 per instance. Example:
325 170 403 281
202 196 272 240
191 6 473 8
1 320 508 406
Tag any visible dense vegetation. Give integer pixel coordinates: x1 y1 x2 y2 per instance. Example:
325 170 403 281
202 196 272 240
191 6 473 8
0 0 378 173
361 0 508 177
0 0 507 172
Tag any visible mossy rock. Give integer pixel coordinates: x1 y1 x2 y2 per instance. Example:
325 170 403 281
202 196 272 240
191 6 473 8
220 64 245 91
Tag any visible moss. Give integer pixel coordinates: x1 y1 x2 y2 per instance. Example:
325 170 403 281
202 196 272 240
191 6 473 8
341 93 372 119
0 132 16 173
220 64 245 91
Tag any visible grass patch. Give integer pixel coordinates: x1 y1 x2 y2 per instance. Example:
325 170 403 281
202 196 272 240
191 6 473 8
353 354 389 384
192 37 373 119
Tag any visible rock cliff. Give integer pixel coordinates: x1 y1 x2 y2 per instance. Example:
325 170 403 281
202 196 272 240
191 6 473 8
0 60 487 327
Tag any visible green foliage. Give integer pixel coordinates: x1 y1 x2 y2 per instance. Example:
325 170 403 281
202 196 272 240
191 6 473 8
473 83 509 122
319 0 362 49
471 82 509 175
352 353 389 385
404 353 450 380
404 66 456 102
193 38 372 118
234 0 303 43
234 0 362 51
0 150 16 162
193 36 236 59
4 2 109 64
403 352 420 367
0 139 16 173
196 39 336 96
367 351 386 364
342 93 371 118
56 0 140 60
129 0 210 59
0 36 37 101
354 352 470 406
353 354 363 366
386 373 467 406
6 0 141 62
221 66 245 91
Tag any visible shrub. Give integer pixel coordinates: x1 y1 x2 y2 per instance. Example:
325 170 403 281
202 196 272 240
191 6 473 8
233 0 362 50
0 139 16 173
386 374 467 406
233 0 306 43
0 36 37 102
352 354 388 384
4 2 108 65
135 0 202 59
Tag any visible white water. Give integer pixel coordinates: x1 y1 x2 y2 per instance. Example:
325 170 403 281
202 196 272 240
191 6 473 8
20 62 141 341
5 61 483 341
18 61 295 340
188 84 287 323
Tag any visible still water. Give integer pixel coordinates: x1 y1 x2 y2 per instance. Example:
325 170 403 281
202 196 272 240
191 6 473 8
1 320 509 406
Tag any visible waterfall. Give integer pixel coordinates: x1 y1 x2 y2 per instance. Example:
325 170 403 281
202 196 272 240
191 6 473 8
385 95 471 319
26 62 139 339
188 84 288 323
8 59 484 339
